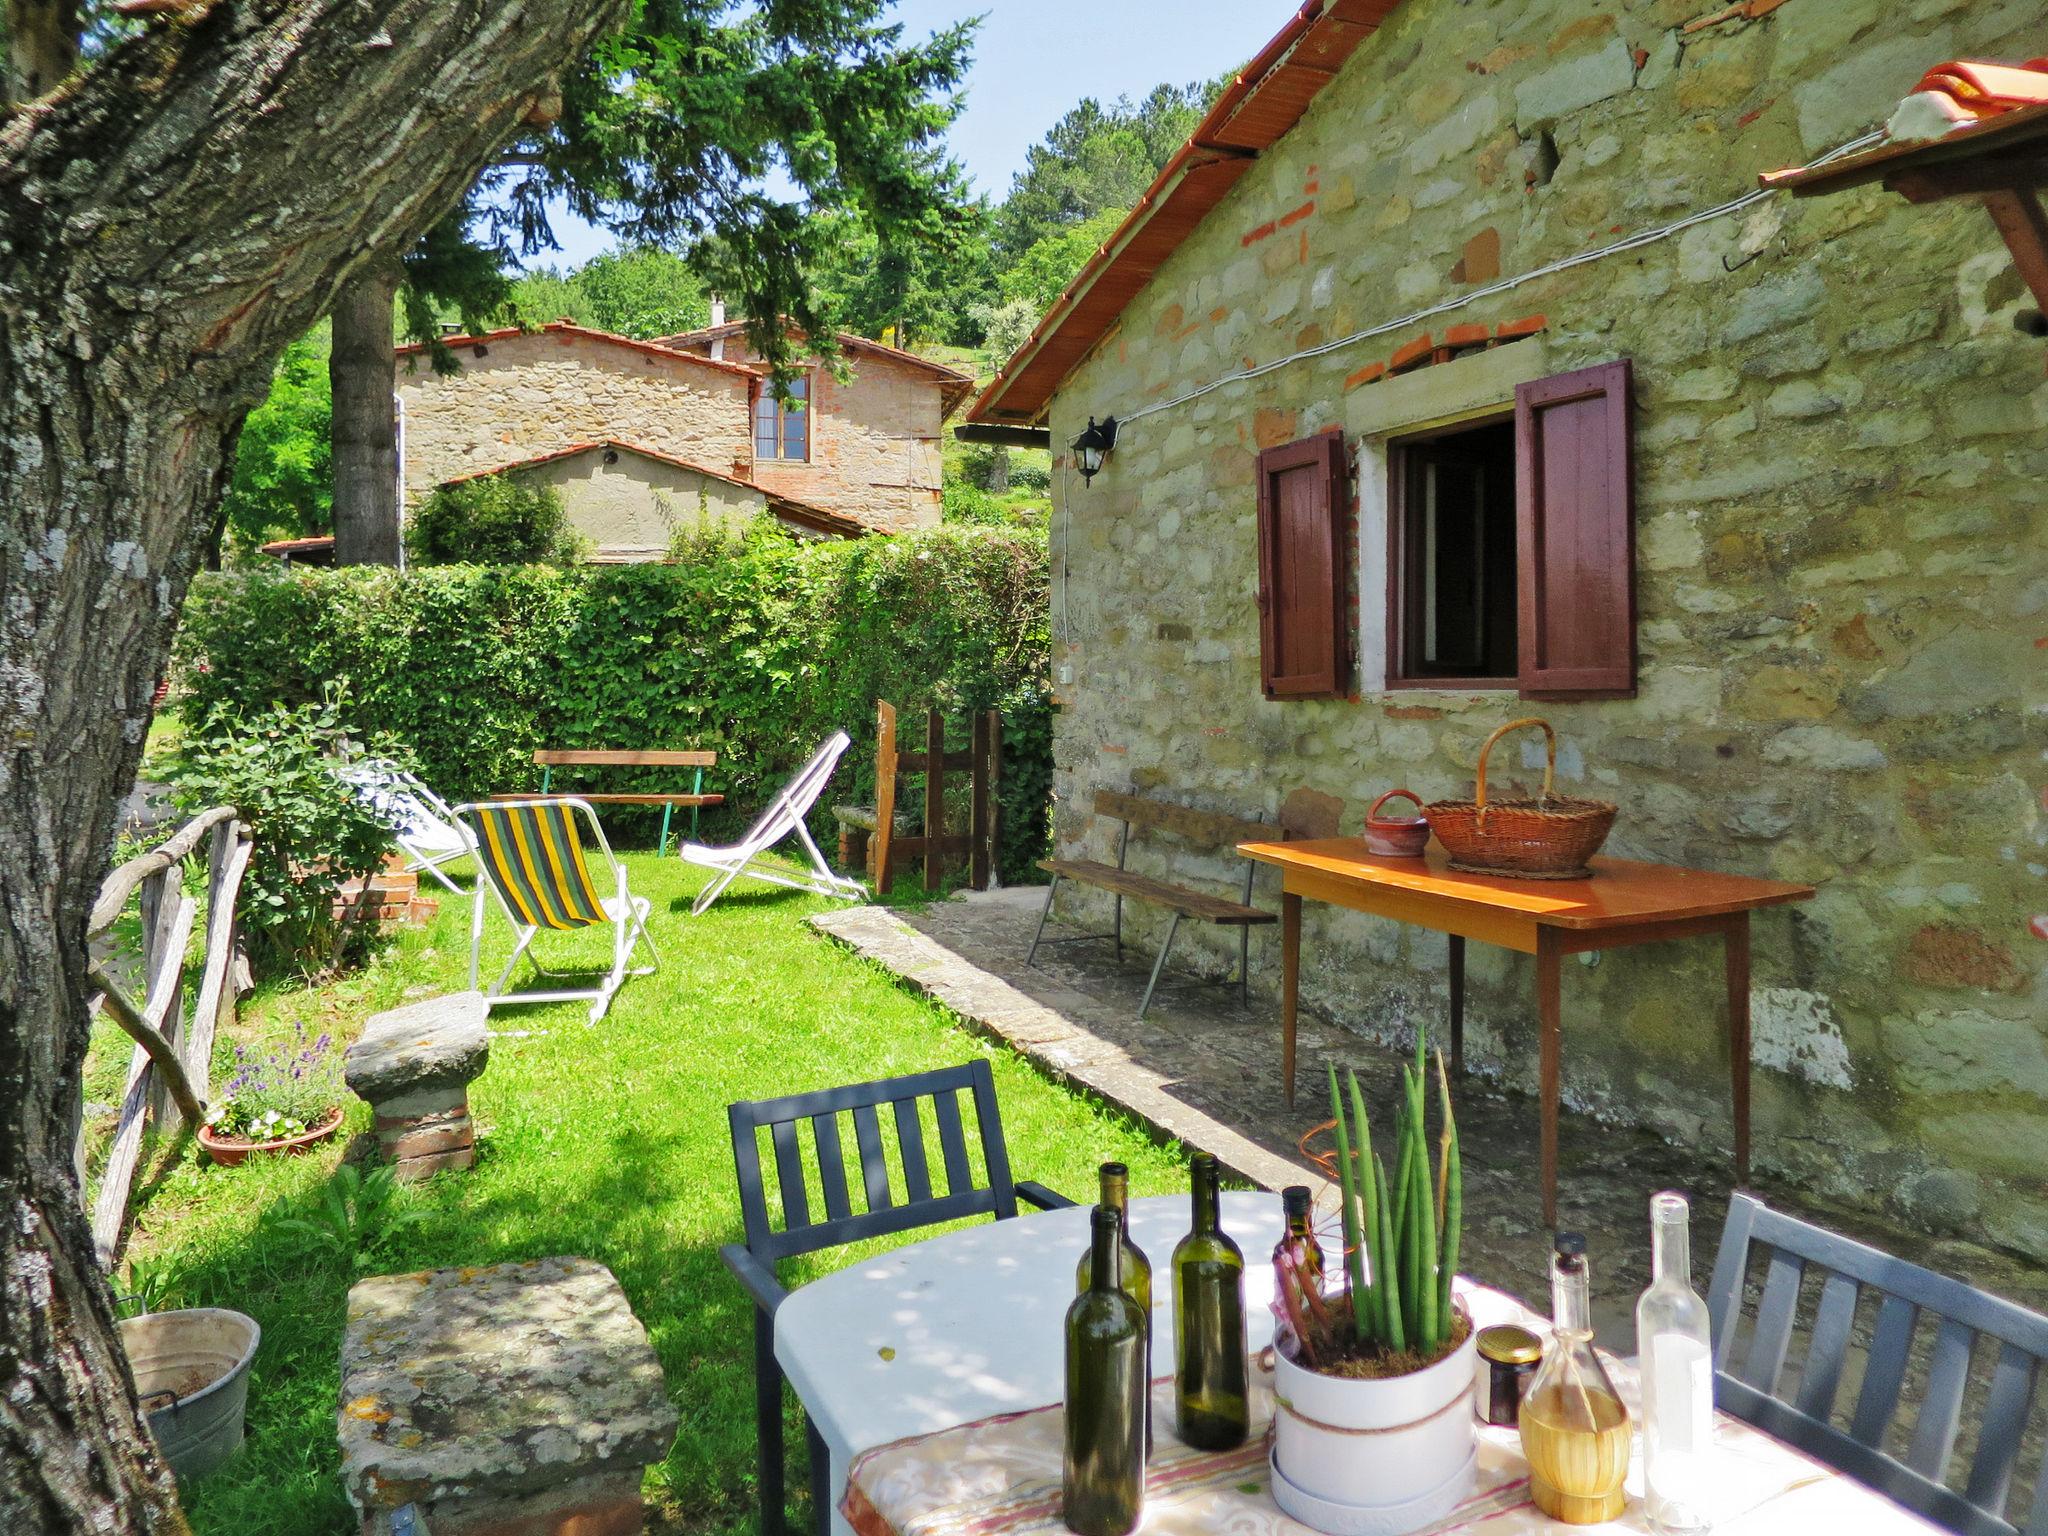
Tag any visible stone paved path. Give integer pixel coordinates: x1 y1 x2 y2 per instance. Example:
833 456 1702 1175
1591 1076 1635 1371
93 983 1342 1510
815 888 2047 1350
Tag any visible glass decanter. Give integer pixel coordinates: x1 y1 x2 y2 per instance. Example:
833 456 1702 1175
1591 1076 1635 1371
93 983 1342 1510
1520 1232 1632 1525
1636 1192 1714 1532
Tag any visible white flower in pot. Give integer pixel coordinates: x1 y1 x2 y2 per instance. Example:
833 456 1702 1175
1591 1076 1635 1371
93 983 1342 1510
1270 1037 1476 1536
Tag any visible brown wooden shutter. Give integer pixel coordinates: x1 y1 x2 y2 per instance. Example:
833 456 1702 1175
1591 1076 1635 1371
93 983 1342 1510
1514 360 1636 699
1255 429 1349 699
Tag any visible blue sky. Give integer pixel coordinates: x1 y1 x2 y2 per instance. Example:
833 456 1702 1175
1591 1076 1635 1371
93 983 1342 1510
532 0 1288 269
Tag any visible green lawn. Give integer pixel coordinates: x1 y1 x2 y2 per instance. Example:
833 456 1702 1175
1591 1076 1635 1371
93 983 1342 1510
102 852 1186 1535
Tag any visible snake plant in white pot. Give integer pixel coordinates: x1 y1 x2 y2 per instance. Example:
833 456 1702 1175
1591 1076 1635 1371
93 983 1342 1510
1270 1028 1476 1536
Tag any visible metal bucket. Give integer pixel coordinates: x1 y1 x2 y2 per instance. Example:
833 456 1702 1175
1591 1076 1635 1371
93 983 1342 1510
118 1307 261 1482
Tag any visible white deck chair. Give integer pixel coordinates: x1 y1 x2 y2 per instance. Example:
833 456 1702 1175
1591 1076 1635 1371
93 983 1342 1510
339 759 473 894
679 732 865 916
453 797 659 1025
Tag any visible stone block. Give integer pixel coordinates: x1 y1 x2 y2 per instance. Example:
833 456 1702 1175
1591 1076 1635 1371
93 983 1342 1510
348 991 489 1180
347 992 489 1100
1513 38 1635 126
340 1257 676 1535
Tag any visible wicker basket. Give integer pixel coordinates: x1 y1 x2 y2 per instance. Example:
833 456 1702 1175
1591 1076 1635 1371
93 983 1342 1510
1422 717 1616 880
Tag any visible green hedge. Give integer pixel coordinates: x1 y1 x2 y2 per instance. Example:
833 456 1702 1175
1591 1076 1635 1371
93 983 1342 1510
175 527 1053 884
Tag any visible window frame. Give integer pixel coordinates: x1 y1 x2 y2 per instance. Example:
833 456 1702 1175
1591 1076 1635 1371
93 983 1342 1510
1383 411 1519 692
753 370 812 463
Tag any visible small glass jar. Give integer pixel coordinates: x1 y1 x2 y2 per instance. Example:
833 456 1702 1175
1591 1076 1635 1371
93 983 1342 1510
1476 1324 1542 1426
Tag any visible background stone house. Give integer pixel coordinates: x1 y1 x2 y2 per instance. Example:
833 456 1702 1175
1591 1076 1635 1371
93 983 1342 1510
653 320 978 530
396 318 972 554
965 0 2048 1255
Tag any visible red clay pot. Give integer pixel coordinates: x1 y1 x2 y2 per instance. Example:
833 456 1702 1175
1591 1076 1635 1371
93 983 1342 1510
1364 788 1431 857
198 1106 344 1167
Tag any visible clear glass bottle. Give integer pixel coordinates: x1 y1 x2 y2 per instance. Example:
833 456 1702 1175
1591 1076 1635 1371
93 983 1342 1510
1271 1184 1325 1287
1520 1232 1632 1525
1064 1206 1146 1536
1636 1192 1714 1533
1171 1153 1248 1449
1075 1162 1152 1453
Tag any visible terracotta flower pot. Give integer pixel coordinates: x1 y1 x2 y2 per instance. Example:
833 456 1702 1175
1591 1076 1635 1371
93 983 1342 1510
198 1106 344 1167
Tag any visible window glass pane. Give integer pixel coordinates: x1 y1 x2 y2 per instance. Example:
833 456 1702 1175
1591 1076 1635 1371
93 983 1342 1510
754 395 779 459
783 405 808 460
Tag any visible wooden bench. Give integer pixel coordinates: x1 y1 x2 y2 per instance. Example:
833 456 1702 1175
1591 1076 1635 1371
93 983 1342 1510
534 749 723 855
1027 787 1342 1018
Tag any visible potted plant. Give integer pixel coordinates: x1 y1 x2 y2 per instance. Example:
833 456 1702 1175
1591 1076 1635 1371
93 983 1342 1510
1269 1029 1475 1536
198 1022 345 1166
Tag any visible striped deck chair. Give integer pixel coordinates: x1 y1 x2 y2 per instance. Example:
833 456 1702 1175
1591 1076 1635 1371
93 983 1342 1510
453 797 658 1025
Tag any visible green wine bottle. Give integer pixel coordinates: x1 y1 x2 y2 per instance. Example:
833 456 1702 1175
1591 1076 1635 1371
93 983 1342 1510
1075 1162 1154 1453
1074 1163 1153 1313
1271 1184 1325 1285
1064 1206 1147 1536
1172 1153 1248 1450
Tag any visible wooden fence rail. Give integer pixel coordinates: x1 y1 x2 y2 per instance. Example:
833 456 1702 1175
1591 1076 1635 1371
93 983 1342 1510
82 807 252 1267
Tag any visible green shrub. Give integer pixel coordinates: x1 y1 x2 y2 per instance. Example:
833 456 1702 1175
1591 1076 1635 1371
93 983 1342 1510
407 473 580 565
159 688 400 977
175 527 1054 882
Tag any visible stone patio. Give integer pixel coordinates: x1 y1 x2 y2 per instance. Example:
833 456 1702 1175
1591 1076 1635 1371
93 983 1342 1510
815 888 2048 1348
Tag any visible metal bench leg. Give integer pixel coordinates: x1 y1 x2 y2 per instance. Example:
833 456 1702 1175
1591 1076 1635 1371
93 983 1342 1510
659 801 674 858
1138 911 1182 1020
1026 873 1061 967
1238 924 1251 1008
1112 892 1123 963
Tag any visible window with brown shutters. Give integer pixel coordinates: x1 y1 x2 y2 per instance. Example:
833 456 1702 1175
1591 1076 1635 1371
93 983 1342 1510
1255 429 1349 700
1514 359 1635 699
1381 358 1636 700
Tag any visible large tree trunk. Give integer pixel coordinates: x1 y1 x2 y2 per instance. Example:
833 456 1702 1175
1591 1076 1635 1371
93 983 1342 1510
0 3 626 1532
330 266 404 565
4 1 79 102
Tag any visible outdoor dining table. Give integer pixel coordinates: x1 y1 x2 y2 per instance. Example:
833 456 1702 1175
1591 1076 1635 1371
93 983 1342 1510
1234 839 1815 1225
776 1192 1941 1536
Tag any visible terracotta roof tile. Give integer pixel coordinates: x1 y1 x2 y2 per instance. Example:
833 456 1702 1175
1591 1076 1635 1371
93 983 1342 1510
395 321 761 384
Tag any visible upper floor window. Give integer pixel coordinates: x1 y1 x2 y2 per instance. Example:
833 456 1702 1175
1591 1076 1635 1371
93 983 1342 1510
754 375 810 461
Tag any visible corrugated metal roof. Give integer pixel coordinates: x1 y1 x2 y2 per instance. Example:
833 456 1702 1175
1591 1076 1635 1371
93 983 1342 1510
967 0 1404 427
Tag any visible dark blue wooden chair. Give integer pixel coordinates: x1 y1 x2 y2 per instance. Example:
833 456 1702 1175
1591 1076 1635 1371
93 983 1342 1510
720 1060 1076 1536
1707 1193 2048 1536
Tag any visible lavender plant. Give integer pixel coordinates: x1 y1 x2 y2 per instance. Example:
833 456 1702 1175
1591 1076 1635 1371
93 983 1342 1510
206 1020 341 1143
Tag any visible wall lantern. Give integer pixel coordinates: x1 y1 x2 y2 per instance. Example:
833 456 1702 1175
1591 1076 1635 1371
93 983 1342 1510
1071 415 1119 485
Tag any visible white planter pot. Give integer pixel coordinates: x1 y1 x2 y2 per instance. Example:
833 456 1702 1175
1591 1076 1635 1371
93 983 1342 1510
1270 1318 1479 1536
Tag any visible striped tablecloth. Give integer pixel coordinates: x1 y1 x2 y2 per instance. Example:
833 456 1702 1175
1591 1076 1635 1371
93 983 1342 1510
843 1290 1941 1536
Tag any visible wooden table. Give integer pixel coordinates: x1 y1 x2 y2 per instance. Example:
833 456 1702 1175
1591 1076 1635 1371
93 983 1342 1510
1236 839 1814 1224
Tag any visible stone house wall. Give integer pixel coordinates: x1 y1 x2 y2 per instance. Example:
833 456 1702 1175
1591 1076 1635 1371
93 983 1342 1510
1041 0 2048 1254
686 340 951 533
514 448 781 560
397 330 755 500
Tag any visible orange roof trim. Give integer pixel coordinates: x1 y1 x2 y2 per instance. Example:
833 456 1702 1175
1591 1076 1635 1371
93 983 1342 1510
653 318 978 415
396 321 762 384
967 0 1407 427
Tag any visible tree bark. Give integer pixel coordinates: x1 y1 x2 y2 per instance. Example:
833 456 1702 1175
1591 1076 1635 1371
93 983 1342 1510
4 0 79 102
0 4 625 1532
330 267 404 565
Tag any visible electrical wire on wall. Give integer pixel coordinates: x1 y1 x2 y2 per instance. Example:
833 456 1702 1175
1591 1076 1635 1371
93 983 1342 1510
1048 124 1890 654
